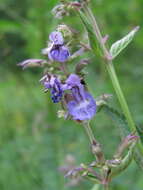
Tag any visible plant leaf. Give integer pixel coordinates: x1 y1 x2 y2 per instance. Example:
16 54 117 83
110 26 139 59
78 11 101 56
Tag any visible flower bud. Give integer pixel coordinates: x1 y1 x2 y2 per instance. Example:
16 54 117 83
17 59 47 69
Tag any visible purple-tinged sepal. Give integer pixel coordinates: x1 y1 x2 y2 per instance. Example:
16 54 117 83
17 59 47 69
113 133 139 159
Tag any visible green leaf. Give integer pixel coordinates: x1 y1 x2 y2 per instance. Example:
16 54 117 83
78 11 101 56
110 26 139 59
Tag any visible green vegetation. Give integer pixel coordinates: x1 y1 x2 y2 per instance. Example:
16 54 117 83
0 0 143 189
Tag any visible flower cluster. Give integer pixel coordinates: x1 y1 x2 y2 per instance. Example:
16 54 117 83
40 74 63 103
40 73 96 121
18 31 96 121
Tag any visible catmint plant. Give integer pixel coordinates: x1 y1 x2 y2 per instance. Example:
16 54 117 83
18 0 143 189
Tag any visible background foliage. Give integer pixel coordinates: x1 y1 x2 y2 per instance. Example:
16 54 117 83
0 0 143 189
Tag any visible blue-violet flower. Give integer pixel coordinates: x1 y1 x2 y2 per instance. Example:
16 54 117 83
49 31 64 45
48 31 70 63
48 45 70 63
64 74 96 121
40 74 63 103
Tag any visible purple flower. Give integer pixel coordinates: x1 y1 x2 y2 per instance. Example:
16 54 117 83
48 31 70 63
49 31 64 45
40 74 63 103
64 74 96 121
48 45 70 63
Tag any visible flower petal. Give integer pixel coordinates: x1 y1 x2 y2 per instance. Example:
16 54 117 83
67 92 96 120
49 45 70 62
49 31 64 45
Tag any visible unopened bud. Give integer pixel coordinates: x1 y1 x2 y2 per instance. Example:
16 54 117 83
17 59 47 69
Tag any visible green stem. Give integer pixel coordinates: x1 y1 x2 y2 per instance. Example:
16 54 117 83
83 5 143 155
83 122 105 163
83 121 96 144
106 62 135 131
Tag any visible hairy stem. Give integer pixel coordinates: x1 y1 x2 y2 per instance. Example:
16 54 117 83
83 5 143 155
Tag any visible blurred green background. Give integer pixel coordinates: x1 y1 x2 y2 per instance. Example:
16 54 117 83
0 0 143 189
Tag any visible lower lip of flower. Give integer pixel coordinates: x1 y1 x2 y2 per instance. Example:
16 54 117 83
67 92 96 121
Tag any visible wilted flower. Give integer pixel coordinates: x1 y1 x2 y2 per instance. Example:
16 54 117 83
64 74 96 121
40 74 63 103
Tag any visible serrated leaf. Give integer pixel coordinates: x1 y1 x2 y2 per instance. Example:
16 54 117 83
110 26 139 59
78 11 101 56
